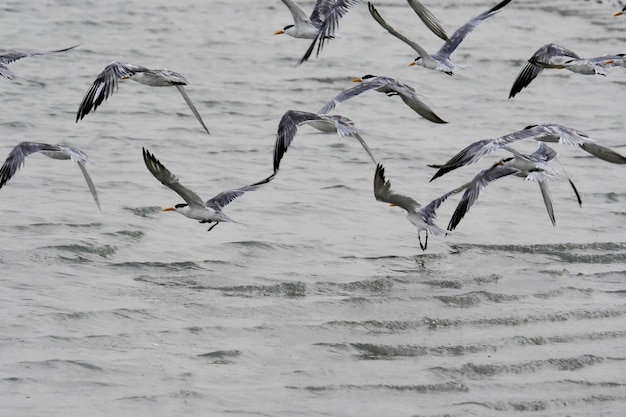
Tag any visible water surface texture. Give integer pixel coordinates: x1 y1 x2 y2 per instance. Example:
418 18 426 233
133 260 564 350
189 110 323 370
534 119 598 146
1 1 625 416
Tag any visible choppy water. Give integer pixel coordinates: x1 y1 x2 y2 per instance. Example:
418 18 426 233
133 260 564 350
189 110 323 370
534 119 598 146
1 0 625 416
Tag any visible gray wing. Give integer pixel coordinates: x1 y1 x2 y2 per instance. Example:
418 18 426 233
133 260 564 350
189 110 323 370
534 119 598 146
0 44 78 65
318 77 387 114
281 0 312 26
406 0 448 41
374 163 422 212
397 89 447 123
537 180 555 226
579 142 626 164
174 85 210 135
76 160 101 211
76 62 144 122
436 0 512 58
142 148 206 209
419 188 459 233
509 44 581 99
299 0 361 64
447 163 518 231
310 0 333 26
206 173 275 210
274 110 324 172
367 2 435 66
0 142 62 189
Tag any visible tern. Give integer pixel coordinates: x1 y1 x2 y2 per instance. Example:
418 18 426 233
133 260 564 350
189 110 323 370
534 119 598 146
273 110 377 173
374 163 456 250
318 75 447 124
428 123 626 181
274 0 361 65
509 43 626 98
76 62 210 135
445 143 582 231
142 148 274 231
0 45 78 80
0 142 100 211
368 0 512 75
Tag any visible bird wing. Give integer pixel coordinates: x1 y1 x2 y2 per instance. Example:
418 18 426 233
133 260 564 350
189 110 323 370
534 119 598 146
299 0 361 64
206 173 275 210
0 44 78 65
374 163 421 212
174 85 210 135
436 0 512 58
396 87 447 123
281 0 312 26
76 160 101 211
446 163 517 231
142 148 206 209
76 62 144 122
273 110 323 172
0 142 62 189
310 0 333 26
509 44 581 99
318 77 386 114
367 2 436 66
406 0 448 41
579 142 626 164
537 180 555 226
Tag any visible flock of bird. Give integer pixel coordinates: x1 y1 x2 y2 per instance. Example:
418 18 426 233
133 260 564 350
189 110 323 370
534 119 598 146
1 0 625 249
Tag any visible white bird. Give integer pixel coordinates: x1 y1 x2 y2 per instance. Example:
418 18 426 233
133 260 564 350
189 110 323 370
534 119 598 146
274 0 361 64
445 143 582 231
142 148 274 231
0 142 100 211
273 110 376 173
77 62 210 135
509 43 626 98
368 0 512 75
428 123 626 181
374 163 456 250
318 75 447 124
0 45 78 80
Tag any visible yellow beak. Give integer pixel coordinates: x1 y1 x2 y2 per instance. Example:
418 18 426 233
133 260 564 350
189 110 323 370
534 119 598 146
408 61 416 67
351 78 363 82
162 207 175 212
615 11 624 17
389 203 397 207
274 30 285 35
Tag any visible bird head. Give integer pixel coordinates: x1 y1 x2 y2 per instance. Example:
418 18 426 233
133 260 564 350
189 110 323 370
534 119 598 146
409 57 421 66
162 203 188 212
274 24 293 35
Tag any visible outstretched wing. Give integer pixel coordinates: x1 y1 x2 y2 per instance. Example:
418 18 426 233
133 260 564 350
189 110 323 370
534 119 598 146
206 173 275 210
318 77 386 114
76 62 144 122
0 142 61 189
406 0 448 41
273 110 325 172
0 44 78 65
374 163 421 212
142 147 206 209
175 85 211 135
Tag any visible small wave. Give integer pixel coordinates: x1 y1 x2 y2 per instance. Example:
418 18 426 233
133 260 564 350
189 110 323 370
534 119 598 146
39 243 116 259
435 291 519 308
18 359 103 372
319 278 394 293
115 260 203 272
219 281 306 298
287 381 469 393
122 206 163 218
197 350 241 364
102 230 144 240
350 343 497 359
457 394 625 412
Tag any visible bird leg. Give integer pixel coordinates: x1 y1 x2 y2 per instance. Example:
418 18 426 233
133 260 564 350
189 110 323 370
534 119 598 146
207 222 219 232
418 231 428 251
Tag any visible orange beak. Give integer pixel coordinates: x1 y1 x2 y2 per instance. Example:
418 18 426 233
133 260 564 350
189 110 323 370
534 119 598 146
615 11 624 17
408 61 416 67
274 30 285 35
389 203 397 207
351 77 363 82
162 207 175 212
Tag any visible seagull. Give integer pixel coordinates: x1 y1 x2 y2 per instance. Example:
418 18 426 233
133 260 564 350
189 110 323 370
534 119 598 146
0 142 100 211
427 123 626 181
142 148 274 231
0 45 78 80
374 163 456 250
273 110 377 173
318 75 447 124
368 0 512 75
446 143 582 231
509 43 626 98
76 62 210 135
274 0 361 64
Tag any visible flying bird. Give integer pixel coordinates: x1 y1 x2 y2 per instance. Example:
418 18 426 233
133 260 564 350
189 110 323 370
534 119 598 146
0 142 100 211
76 62 210 135
368 0 512 75
405 0 448 41
273 110 377 173
374 163 456 250
0 44 78 80
142 148 274 231
274 0 362 64
427 123 625 181
318 75 447 124
445 143 582 231
509 43 626 98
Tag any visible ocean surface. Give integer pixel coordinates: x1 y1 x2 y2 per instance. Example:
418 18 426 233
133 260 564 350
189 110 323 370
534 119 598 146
1 1 625 416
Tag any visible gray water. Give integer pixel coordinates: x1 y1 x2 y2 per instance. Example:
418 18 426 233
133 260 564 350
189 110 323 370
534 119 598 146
1 1 625 416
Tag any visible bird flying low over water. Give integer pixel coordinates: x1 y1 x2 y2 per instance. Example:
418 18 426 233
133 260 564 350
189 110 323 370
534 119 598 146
428 123 626 182
318 75 447 124
0 142 100 211
368 0 512 75
76 62 211 135
445 143 582 232
142 148 274 231
273 110 376 173
374 163 456 250
509 43 626 98
274 0 362 65
0 45 78 80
